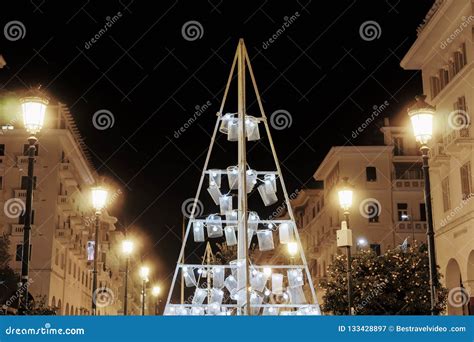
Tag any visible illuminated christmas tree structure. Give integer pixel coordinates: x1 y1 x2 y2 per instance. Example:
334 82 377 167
164 39 321 316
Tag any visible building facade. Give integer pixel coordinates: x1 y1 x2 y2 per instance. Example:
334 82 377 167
401 0 474 315
0 92 139 315
292 121 427 305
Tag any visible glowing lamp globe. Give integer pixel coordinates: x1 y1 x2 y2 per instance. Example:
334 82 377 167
20 94 49 135
122 239 134 255
287 242 298 257
91 187 108 211
140 266 150 280
408 95 435 144
338 177 353 211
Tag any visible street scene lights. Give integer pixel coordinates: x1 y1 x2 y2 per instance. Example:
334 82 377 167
18 91 48 314
152 285 161 315
91 186 109 315
122 239 134 315
337 177 354 316
408 94 437 315
140 266 150 316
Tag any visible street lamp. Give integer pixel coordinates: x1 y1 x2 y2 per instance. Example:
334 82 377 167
337 177 354 315
140 266 150 316
408 94 437 315
151 285 161 315
18 91 48 313
91 186 108 316
121 239 134 316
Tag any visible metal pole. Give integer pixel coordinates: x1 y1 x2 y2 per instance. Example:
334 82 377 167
181 216 185 304
237 39 251 315
19 137 37 314
344 212 353 316
123 257 129 315
141 279 146 316
91 213 100 315
421 146 437 315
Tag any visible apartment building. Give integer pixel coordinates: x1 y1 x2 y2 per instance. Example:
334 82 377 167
401 0 474 315
0 91 136 315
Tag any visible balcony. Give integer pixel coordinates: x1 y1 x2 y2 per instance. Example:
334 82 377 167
430 142 449 167
16 156 39 165
443 129 473 153
395 221 427 231
11 224 25 236
393 179 424 189
59 163 73 179
57 195 72 212
55 228 72 242
14 189 38 202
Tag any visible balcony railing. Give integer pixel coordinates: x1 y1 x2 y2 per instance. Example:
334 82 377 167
14 189 38 201
443 128 473 152
395 221 427 231
393 179 424 189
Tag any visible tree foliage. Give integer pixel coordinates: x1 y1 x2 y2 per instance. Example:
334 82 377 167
320 244 447 315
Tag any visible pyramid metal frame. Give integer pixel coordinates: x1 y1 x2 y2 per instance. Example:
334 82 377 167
164 39 321 316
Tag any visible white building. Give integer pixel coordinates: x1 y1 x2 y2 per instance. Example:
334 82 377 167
292 120 427 305
401 0 474 315
0 91 137 315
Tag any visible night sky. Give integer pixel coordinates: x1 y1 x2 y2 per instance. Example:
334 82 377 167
1 0 434 293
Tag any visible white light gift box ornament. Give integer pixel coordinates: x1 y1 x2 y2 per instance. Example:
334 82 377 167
263 307 279 316
224 226 237 246
224 275 238 296
219 195 232 215
272 273 283 294
258 183 278 206
288 268 304 287
248 212 259 231
278 222 294 244
229 259 244 278
227 117 238 141
207 183 222 205
210 288 224 305
193 221 205 242
250 292 263 315
207 302 221 315
246 169 257 193
257 230 275 251
206 214 223 238
245 116 260 141
226 166 239 190
192 288 207 305
212 266 225 288
182 267 196 287
288 285 307 304
191 307 205 316
264 174 277 192
209 169 221 188
219 113 234 133
225 209 238 223
250 270 267 292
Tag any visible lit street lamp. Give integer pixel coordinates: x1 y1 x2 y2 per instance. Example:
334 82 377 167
91 186 108 316
140 266 150 316
151 285 161 315
408 94 437 315
121 239 134 316
337 177 354 315
18 90 48 314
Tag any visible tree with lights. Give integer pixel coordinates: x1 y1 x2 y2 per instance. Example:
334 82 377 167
321 243 447 315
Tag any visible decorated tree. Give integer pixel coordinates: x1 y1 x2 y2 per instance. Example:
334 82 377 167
321 243 447 315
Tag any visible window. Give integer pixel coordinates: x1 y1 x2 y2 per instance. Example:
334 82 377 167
393 137 404 156
370 244 381 256
397 203 408 221
366 167 377 182
15 244 31 261
21 176 37 190
0 176 3 190
23 143 39 156
430 76 441 98
460 162 472 200
420 203 427 221
442 177 451 211
0 144 5 156
368 201 380 223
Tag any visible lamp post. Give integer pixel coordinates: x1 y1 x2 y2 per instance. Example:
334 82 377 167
151 285 161 315
18 92 48 314
408 94 437 315
91 186 108 316
337 177 354 315
139 266 150 316
121 239 134 316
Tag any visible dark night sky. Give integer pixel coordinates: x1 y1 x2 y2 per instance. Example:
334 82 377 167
1 0 434 292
